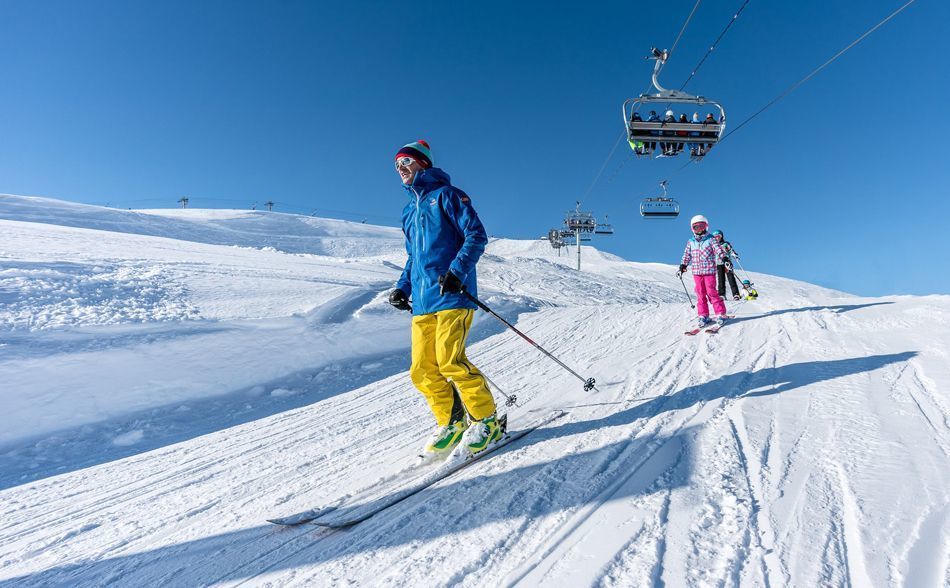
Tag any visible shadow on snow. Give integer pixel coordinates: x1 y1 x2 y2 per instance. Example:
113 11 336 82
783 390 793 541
2 351 916 586
726 301 895 325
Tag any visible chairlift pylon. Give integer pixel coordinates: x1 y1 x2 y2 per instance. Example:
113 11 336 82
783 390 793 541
623 48 726 160
640 180 681 218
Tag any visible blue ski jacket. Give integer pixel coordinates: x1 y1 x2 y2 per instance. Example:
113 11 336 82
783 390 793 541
395 167 488 315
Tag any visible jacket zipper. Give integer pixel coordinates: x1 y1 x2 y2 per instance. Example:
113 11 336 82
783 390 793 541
412 187 426 313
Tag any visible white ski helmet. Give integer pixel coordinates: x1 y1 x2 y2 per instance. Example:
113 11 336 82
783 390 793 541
690 214 709 234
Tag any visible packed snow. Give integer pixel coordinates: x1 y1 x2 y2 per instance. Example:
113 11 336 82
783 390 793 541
1 193 947 587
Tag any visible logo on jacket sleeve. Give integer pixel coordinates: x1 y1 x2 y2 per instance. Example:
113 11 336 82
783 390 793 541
429 198 437 206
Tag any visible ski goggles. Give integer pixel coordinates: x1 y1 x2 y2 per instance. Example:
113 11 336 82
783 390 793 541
394 156 417 169
691 222 708 231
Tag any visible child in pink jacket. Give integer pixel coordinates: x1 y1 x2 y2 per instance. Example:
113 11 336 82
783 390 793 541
678 214 728 328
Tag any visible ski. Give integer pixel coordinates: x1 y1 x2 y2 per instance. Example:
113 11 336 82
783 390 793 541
684 328 702 336
269 410 566 528
705 325 722 334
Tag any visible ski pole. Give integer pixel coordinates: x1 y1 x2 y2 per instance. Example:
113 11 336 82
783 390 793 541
462 290 597 392
731 257 753 286
678 271 695 308
480 371 519 407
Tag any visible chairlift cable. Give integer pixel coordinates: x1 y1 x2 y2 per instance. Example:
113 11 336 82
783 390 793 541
579 130 626 203
606 150 636 185
720 0 917 144
668 0 704 62
680 0 753 91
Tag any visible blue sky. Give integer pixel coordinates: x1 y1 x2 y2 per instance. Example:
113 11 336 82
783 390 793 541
1 0 947 295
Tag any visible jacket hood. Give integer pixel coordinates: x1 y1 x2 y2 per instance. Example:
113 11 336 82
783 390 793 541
405 167 451 196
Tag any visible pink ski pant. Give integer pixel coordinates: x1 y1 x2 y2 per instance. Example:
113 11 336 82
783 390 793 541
693 274 726 317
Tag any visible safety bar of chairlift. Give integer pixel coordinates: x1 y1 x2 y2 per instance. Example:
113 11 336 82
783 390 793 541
626 123 723 133
627 124 723 138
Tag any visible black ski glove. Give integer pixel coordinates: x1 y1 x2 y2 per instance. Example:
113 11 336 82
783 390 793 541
677 264 687 276
724 261 733 271
438 271 464 295
388 288 411 311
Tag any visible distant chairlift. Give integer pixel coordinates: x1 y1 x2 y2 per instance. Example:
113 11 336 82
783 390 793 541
640 180 680 219
559 229 578 245
623 48 726 160
565 202 598 233
595 215 614 235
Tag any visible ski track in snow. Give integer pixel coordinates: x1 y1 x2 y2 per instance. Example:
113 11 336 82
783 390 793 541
1 196 949 587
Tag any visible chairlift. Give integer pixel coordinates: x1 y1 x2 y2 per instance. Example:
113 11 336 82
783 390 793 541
623 48 726 159
564 201 597 232
547 228 564 249
640 180 680 219
595 214 614 235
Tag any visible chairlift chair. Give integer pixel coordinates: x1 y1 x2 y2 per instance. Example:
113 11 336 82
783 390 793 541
595 214 614 235
640 180 681 219
623 48 726 159
565 201 598 233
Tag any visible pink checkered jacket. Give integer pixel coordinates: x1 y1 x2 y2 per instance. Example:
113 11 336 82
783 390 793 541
681 234 724 276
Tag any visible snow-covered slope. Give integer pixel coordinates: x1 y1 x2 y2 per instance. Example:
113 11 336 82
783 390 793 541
1 194 947 587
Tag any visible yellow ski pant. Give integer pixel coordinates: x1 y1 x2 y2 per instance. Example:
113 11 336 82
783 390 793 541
410 308 496 427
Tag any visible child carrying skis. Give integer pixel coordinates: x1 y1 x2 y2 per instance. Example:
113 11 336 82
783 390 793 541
678 215 728 328
740 279 759 300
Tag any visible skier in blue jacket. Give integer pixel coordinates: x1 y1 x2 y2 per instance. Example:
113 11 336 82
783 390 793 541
387 140 500 456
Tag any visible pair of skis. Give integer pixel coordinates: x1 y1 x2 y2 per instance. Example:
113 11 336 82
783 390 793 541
684 325 721 336
268 409 567 528
684 315 734 336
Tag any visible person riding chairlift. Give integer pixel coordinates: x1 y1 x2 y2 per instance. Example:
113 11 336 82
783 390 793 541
689 112 703 156
702 113 718 154
661 110 676 155
628 111 647 155
675 114 689 154
646 110 660 153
